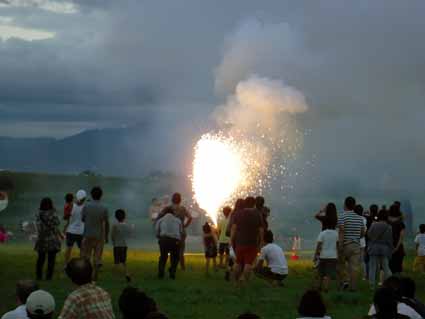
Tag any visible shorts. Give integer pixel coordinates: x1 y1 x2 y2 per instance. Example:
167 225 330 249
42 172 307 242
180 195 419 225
66 233 83 248
235 245 258 265
318 258 337 278
114 247 128 264
255 267 287 282
81 237 104 266
413 256 425 271
205 244 218 258
219 243 230 256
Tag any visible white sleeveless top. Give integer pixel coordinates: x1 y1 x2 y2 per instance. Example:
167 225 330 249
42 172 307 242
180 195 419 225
67 204 85 235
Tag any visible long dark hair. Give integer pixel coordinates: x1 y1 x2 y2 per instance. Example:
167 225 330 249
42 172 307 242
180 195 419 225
234 198 245 212
324 202 338 230
39 198 54 211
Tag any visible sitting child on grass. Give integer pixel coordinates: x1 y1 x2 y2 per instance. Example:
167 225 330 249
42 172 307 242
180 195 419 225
254 230 288 286
203 222 218 275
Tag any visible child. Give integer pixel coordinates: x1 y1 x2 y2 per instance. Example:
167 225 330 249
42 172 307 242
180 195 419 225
111 209 133 282
255 230 288 286
217 206 231 268
314 224 338 292
202 222 218 275
413 224 425 272
63 193 74 220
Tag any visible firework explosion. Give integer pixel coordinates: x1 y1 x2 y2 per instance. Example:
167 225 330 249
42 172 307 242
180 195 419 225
192 133 266 224
192 76 308 224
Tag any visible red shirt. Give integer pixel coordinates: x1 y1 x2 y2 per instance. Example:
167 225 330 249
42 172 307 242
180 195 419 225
64 203 73 220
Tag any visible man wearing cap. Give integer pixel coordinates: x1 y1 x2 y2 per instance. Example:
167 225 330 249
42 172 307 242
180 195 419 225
63 190 86 266
26 290 55 319
1 280 39 319
60 258 114 319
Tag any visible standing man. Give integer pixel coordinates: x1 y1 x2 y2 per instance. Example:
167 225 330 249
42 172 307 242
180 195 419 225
156 207 183 279
81 186 109 281
64 190 86 266
338 196 365 292
231 196 264 283
158 193 192 270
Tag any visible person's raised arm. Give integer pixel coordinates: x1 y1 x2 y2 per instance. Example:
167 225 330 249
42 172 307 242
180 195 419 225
315 210 326 221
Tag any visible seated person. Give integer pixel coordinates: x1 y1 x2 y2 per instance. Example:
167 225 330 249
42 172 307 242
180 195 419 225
26 290 56 319
59 258 114 319
119 287 158 319
399 277 425 318
254 230 288 285
2 280 39 319
369 287 409 319
297 290 331 319
368 277 422 319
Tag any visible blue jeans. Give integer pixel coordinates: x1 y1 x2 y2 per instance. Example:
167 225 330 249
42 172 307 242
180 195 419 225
368 255 392 287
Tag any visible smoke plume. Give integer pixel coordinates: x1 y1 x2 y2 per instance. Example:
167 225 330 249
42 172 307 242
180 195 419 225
214 75 308 139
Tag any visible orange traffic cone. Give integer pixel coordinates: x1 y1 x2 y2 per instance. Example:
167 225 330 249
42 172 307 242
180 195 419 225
290 236 300 260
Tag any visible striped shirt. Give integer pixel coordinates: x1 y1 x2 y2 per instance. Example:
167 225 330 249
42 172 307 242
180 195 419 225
339 211 364 245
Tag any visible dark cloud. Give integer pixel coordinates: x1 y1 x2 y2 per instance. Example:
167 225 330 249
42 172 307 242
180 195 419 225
0 0 424 190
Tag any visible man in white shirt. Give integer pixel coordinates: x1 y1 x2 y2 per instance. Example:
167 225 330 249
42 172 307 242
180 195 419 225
64 190 86 266
155 207 183 279
2 280 38 319
254 230 288 286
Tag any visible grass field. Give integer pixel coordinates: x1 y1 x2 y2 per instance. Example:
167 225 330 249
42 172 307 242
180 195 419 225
1 245 424 319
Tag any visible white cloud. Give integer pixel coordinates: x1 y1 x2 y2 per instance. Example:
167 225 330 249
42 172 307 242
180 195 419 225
0 0 78 14
0 23 55 41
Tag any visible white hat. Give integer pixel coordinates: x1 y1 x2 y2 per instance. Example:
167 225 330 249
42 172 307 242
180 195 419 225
26 290 55 315
76 190 87 201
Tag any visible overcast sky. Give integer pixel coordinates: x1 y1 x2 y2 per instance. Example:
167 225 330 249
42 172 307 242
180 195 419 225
1 0 424 190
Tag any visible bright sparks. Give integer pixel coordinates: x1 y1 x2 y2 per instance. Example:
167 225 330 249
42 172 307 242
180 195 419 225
192 133 259 225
